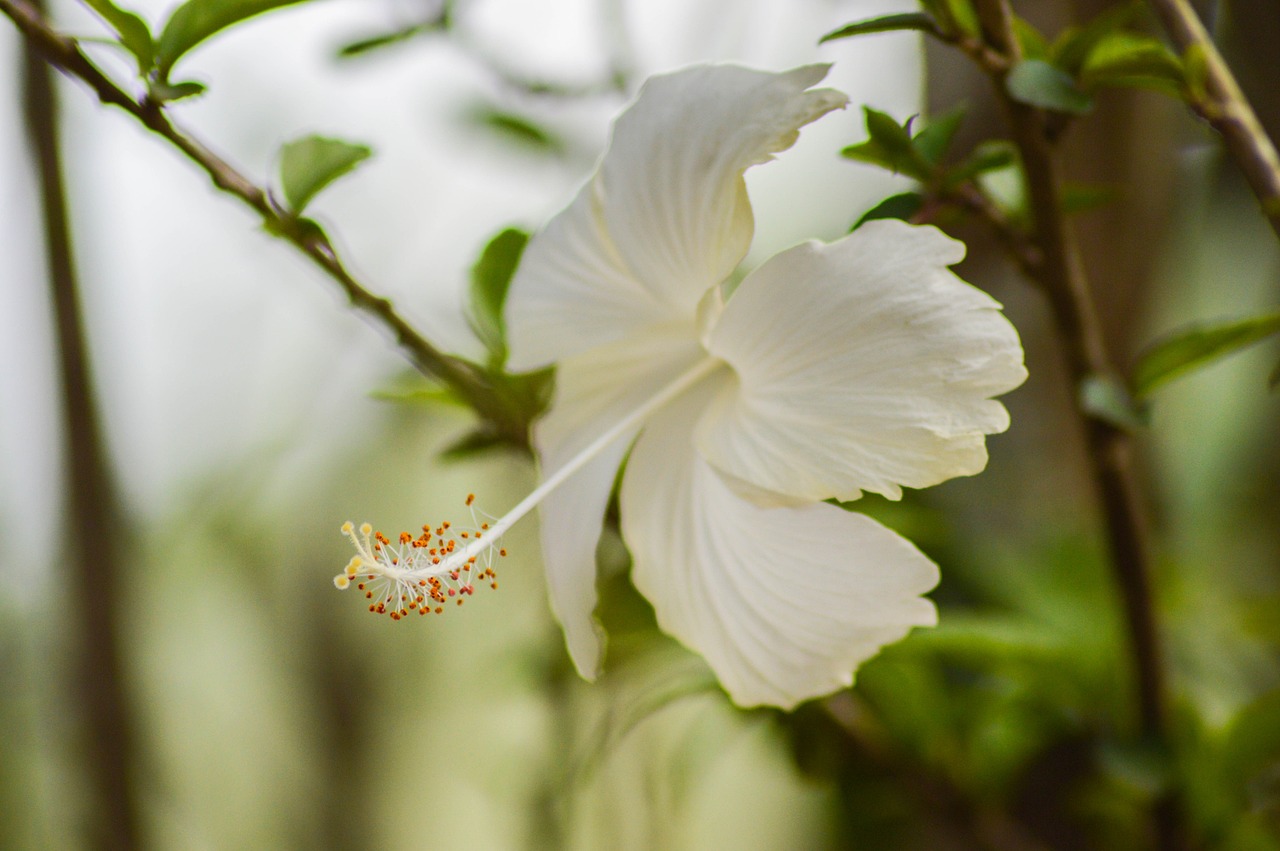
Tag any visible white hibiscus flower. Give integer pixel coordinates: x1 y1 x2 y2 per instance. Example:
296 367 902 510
336 63 1027 709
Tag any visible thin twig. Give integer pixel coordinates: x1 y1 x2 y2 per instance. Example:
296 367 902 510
943 182 1044 279
20 2 145 845
967 0 1180 846
0 0 531 449
1145 0 1280 241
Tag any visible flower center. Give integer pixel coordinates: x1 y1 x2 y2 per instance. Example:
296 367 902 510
331 356 723 618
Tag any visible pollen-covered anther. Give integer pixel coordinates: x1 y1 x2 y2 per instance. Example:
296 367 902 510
331 500 505 620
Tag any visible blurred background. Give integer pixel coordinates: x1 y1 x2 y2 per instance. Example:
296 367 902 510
1 0 1277 848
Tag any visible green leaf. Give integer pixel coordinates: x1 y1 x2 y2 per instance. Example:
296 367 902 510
439 428 511 462
946 139 1017 186
1223 689 1280 786
1099 737 1175 797
853 192 924 229
1182 43 1211 104
337 23 437 57
1132 312 1280 396
467 228 529 367
1270 357 1280 391
1006 59 1094 114
370 384 466 409
841 107 932 181
911 106 965 165
1012 16 1050 61
1050 1 1141 75
1080 373 1148 431
277 135 373 214
921 0 980 37
156 0 310 77
148 79 207 102
1061 181 1118 213
1080 33 1185 98
83 0 155 73
466 105 564 154
818 12 938 43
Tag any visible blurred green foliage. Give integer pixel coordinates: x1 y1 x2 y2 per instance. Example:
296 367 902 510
3 0 1279 848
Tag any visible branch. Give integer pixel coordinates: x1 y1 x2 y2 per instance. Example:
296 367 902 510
967 0 1181 846
1146 0 1280 241
1 0 531 449
20 2 145 845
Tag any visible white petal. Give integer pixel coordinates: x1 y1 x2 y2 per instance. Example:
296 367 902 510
621 386 939 709
506 63 847 371
701 220 1028 502
534 323 708 678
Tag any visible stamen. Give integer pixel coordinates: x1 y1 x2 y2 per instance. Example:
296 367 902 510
331 357 722 621
333 493 506 620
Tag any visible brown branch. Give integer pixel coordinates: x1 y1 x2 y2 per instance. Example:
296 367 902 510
966 0 1180 847
1146 0 1280 242
1 0 531 449
20 3 145 846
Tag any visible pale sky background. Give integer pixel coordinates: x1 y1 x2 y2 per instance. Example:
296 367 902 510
0 0 921 582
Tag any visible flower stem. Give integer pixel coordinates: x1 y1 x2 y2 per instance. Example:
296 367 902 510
0 0 531 450
20 5 145 845
969 0 1180 846
1145 0 1280 242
